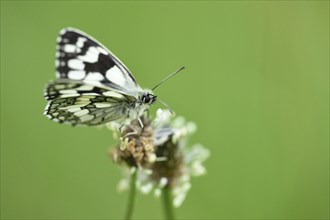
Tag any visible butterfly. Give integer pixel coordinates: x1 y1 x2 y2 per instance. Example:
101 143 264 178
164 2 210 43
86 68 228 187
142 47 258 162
44 27 184 127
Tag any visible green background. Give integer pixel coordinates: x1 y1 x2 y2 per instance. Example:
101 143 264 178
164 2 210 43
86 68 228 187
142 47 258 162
1 1 329 219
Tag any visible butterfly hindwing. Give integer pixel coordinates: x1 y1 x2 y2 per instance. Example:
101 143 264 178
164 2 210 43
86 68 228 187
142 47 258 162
44 80 133 126
56 27 140 96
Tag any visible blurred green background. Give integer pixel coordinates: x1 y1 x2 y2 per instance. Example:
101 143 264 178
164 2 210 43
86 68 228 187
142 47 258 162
1 1 329 219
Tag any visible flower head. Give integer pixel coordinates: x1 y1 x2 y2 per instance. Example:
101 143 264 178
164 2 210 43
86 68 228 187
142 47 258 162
109 115 156 167
109 109 209 207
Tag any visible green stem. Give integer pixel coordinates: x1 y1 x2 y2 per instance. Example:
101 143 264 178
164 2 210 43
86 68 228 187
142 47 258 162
124 168 137 220
162 185 175 220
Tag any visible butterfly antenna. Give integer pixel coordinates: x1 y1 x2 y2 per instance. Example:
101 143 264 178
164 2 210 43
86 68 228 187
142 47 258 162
158 98 175 116
152 66 186 91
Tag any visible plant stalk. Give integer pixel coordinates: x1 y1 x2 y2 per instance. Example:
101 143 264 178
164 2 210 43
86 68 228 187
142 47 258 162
162 185 175 220
124 169 137 220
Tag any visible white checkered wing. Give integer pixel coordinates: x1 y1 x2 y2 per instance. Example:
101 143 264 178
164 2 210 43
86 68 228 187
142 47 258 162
55 27 140 95
44 28 141 126
44 80 136 126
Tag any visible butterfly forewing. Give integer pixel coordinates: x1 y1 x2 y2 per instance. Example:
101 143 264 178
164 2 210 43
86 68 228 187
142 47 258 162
44 28 145 126
56 27 140 95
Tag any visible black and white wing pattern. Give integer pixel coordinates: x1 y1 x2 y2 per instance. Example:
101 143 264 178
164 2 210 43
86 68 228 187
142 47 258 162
44 80 136 126
55 27 141 95
44 27 146 126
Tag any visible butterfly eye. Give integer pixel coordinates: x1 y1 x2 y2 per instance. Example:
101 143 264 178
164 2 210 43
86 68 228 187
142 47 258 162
142 94 151 104
142 94 157 104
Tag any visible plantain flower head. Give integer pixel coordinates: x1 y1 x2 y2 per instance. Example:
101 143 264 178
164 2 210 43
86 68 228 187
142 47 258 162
109 109 210 207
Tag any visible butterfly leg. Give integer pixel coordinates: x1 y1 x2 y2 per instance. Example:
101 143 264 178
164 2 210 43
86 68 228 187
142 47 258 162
120 117 144 140
144 109 150 118
122 131 139 139
118 124 125 133
119 124 136 137
137 117 144 130
120 124 138 139
121 120 143 139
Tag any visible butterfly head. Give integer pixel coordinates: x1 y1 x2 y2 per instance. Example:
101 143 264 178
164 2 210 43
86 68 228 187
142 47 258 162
141 92 157 105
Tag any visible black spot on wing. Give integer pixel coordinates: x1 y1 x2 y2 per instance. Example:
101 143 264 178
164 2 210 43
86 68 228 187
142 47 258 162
84 53 115 75
59 30 79 45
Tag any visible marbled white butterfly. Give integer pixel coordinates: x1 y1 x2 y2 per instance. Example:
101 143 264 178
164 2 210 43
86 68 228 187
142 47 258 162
44 27 183 126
